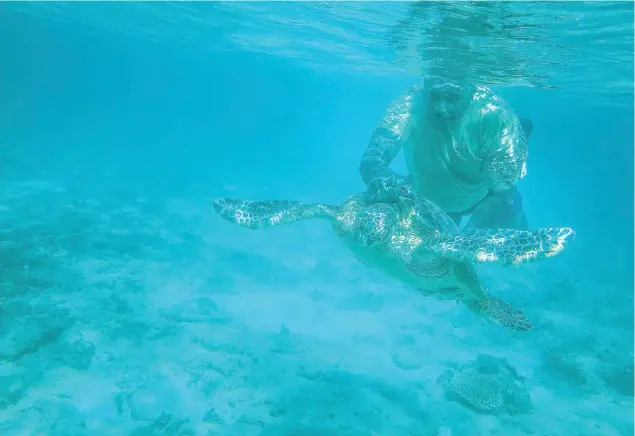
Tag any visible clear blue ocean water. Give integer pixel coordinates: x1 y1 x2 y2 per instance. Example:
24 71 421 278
0 2 633 435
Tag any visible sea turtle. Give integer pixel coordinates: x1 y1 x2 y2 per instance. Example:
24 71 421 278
212 192 574 331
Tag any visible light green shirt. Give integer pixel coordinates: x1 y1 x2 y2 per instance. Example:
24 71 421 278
360 83 528 213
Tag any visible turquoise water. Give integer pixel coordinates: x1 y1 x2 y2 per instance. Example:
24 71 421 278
0 2 633 435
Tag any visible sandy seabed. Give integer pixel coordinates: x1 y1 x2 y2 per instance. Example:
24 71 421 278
0 180 632 436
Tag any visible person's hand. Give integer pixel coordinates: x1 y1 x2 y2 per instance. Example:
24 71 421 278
368 175 416 203
397 176 416 200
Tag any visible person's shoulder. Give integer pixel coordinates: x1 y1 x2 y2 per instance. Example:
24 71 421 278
473 86 516 112
404 83 427 98
472 85 500 105
392 83 428 109
471 86 516 123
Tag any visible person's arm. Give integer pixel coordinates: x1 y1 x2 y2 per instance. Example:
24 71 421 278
465 109 530 230
482 113 529 192
359 85 426 201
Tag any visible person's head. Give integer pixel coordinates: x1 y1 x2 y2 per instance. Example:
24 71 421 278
426 82 473 126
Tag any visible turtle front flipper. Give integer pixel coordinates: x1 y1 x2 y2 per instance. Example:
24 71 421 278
213 198 338 230
462 296 533 332
423 227 575 266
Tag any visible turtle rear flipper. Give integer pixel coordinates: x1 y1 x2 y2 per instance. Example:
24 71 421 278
463 296 533 332
213 198 338 230
424 227 575 266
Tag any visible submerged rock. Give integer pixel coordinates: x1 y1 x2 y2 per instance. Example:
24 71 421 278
0 303 74 361
54 337 96 370
4 399 88 435
602 362 634 397
119 383 182 423
438 354 532 415
129 413 194 436
158 297 228 325
0 375 28 410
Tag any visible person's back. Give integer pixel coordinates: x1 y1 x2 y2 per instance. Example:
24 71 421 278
359 80 531 229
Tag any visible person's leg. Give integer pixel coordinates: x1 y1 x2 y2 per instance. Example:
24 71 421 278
447 211 464 226
520 118 533 140
463 187 529 231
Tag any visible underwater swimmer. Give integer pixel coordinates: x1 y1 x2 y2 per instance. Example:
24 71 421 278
359 80 533 230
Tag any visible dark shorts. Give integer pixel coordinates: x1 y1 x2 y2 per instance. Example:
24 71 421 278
447 187 524 225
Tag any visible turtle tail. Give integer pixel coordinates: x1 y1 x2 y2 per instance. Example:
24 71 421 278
213 197 339 230
423 227 575 266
